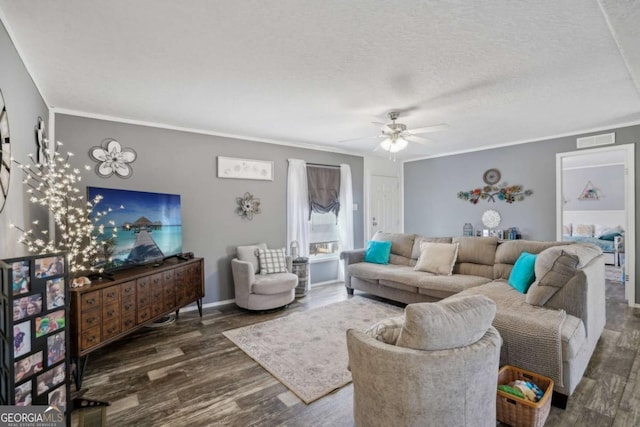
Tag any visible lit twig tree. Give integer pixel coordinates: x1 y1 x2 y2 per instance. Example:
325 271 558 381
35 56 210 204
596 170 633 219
9 141 117 275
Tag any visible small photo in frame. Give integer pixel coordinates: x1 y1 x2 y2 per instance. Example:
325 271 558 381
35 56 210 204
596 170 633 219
35 310 65 338
47 331 65 366
13 320 31 358
37 363 65 395
12 260 30 296
35 255 64 278
475 229 482 237
48 385 66 410
13 294 43 321
15 351 43 383
15 381 32 406
482 229 490 237
46 278 65 310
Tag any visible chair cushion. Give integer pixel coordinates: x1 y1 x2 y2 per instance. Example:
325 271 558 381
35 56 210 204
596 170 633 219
237 243 267 273
252 272 298 295
397 295 496 351
258 248 288 274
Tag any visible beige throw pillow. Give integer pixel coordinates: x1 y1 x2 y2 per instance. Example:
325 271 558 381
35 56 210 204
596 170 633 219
364 315 405 345
413 241 459 275
396 295 496 351
526 247 579 306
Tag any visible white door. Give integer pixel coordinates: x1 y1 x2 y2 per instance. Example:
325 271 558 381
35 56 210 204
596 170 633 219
369 175 401 238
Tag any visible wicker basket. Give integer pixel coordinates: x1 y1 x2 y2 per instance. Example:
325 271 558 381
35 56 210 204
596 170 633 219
497 365 554 427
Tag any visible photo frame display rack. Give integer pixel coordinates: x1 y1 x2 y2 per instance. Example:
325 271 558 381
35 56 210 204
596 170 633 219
0 252 70 417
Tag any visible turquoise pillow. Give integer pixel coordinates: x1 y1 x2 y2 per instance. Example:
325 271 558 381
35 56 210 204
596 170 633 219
508 252 537 293
364 240 392 264
599 232 621 241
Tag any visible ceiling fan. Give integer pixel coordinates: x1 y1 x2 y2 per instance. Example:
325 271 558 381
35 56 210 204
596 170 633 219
340 111 448 155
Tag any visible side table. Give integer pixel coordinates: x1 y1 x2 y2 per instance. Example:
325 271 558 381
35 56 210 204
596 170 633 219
292 257 310 297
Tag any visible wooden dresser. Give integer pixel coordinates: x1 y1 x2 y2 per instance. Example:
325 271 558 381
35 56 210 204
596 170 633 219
70 257 204 388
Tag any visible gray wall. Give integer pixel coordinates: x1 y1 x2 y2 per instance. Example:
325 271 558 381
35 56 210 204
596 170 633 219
0 20 49 259
55 114 364 304
404 124 640 304
563 165 624 211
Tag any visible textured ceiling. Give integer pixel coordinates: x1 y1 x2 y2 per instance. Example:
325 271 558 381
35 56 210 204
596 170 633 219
1 0 639 160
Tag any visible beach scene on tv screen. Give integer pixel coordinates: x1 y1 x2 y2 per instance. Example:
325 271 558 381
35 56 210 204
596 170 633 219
88 187 183 269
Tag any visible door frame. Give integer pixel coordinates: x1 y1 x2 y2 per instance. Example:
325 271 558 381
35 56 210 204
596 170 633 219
556 144 636 307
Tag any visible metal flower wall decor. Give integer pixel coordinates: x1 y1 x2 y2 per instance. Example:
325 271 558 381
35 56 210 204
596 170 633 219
89 138 137 178
236 192 261 220
458 184 533 204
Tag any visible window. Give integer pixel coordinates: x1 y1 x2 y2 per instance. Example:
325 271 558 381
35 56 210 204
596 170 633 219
309 211 339 258
306 165 341 259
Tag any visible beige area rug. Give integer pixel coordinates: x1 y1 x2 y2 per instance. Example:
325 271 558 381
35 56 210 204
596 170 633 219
222 297 403 404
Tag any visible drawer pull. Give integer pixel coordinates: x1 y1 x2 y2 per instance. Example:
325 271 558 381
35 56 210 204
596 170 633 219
107 310 115 316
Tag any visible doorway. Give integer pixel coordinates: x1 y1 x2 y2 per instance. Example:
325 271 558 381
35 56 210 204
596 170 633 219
556 144 635 306
368 175 401 238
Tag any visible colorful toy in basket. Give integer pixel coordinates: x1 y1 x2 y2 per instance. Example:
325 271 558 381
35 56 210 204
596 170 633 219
498 380 544 402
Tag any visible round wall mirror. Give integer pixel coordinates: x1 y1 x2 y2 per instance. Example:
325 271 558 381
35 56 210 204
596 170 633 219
0 89 10 213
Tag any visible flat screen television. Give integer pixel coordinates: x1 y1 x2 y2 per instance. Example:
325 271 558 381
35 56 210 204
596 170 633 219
87 186 183 271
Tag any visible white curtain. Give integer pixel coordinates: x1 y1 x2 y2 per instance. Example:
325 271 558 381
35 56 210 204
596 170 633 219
287 159 310 258
338 164 354 281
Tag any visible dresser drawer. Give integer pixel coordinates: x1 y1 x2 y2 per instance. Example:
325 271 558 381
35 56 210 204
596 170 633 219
81 291 101 312
102 286 120 305
121 281 136 298
102 319 121 340
137 277 150 307
121 298 135 314
151 302 164 317
122 314 136 330
81 326 101 351
81 310 101 331
137 307 151 324
103 302 120 320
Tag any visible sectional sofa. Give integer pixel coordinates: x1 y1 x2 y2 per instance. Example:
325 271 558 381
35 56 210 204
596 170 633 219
340 233 606 404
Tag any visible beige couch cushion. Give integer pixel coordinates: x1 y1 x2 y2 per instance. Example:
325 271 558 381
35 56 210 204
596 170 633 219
526 248 579 306
372 231 415 259
396 295 496 351
252 272 298 294
410 236 453 260
453 236 498 266
414 242 459 275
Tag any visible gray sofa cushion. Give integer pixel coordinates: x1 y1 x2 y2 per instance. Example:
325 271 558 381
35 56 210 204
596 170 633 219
372 231 415 259
526 248 580 306
410 235 453 260
396 295 496 351
453 236 499 266
494 240 569 280
252 272 298 295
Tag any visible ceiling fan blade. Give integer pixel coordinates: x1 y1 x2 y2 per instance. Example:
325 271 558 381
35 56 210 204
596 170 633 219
405 123 449 135
338 135 378 143
404 134 432 146
372 122 394 133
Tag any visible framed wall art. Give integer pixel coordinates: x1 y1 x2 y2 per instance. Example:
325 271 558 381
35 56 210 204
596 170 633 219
217 156 274 181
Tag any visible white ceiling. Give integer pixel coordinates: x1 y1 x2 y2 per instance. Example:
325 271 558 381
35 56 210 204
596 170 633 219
1 0 640 160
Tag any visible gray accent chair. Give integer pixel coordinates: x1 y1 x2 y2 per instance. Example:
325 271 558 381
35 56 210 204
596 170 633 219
347 295 502 427
231 243 298 310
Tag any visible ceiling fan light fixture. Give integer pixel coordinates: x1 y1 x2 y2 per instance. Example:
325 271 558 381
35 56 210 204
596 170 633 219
380 136 408 153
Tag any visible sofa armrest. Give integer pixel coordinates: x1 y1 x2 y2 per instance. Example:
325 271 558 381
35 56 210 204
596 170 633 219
231 258 256 294
340 249 366 290
340 249 366 264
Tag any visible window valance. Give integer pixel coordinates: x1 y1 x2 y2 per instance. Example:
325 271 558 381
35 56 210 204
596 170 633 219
307 166 340 220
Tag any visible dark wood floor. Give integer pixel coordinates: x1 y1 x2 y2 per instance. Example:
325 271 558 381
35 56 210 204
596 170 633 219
72 272 639 426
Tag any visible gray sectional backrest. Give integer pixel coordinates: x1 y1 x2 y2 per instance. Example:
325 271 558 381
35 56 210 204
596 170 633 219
493 240 572 280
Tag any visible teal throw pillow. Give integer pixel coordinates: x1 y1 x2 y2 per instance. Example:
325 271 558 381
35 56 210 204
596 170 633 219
599 232 621 241
508 252 537 293
364 240 392 264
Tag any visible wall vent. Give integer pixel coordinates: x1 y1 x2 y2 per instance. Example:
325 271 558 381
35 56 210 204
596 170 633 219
576 132 615 149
